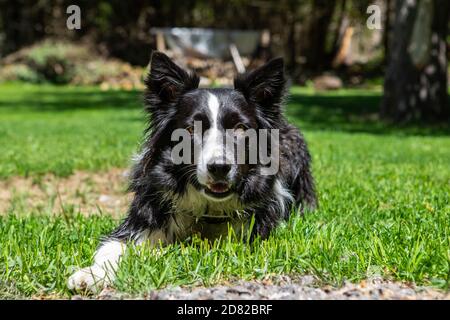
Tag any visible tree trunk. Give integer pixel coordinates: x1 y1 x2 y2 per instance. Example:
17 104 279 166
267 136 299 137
330 0 348 61
304 0 337 72
381 0 449 123
382 0 394 66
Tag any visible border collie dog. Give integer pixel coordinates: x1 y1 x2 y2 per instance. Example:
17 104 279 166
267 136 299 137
68 52 316 292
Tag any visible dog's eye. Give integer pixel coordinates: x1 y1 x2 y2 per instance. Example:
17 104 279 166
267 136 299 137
186 126 194 135
234 123 248 132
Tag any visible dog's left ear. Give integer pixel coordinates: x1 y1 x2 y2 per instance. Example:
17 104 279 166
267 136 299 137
234 58 286 110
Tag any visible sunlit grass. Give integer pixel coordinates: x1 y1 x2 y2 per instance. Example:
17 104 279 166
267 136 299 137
0 83 449 298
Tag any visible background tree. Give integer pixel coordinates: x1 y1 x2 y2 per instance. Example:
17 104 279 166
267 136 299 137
303 0 337 72
381 0 449 123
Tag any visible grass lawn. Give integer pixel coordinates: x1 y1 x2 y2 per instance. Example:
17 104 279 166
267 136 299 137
0 83 449 298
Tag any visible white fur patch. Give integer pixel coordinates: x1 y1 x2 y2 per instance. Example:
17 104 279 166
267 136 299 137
68 240 124 293
93 240 124 267
197 93 223 185
170 184 243 218
273 179 294 215
208 92 220 126
146 229 169 245
131 146 149 163
67 265 108 294
162 183 246 241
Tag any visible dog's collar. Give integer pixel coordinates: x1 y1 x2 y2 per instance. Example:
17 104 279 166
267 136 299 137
199 216 233 224
200 203 244 224
178 210 235 224
177 205 245 225
199 205 234 224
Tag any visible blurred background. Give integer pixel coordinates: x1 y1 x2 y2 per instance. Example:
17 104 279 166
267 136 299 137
0 0 448 123
0 2 449 298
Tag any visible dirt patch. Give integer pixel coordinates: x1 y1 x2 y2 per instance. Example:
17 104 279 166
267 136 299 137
0 168 132 216
79 277 450 300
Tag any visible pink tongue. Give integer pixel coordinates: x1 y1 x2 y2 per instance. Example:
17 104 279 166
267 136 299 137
210 183 229 193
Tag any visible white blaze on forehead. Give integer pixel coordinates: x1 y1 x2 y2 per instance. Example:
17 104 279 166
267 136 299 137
203 92 222 161
207 92 220 128
197 92 224 184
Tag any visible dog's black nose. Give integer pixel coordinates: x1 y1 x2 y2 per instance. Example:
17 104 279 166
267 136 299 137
207 162 231 180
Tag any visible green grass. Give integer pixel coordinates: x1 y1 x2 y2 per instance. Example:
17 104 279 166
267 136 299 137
0 83 449 298
0 83 144 178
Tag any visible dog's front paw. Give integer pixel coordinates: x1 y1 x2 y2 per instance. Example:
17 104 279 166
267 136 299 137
68 265 110 293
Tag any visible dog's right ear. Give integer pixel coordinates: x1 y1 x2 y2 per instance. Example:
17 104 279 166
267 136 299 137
144 51 199 105
141 52 199 171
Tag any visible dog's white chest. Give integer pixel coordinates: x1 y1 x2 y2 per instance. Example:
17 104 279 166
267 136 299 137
167 184 247 241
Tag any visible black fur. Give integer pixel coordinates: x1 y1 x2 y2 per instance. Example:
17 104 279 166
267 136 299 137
109 51 317 243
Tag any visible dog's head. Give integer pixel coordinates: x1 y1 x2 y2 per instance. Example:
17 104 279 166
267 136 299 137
143 52 286 202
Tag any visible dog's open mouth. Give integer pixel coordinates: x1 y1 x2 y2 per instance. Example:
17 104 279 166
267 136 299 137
205 182 232 199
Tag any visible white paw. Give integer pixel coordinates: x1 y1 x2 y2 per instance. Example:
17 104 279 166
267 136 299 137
67 265 111 293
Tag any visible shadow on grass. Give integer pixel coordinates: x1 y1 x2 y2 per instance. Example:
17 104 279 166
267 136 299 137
0 88 143 111
286 92 450 136
1 85 448 136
